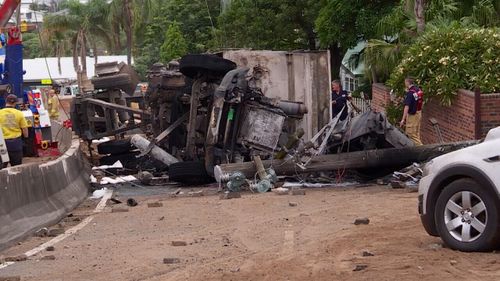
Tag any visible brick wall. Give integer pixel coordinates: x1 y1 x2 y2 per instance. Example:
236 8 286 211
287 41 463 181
421 90 475 144
480 93 500 137
371 83 391 113
371 85 500 144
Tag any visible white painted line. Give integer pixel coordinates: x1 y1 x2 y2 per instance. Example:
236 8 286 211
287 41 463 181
94 189 113 213
0 190 113 270
0 262 15 270
281 230 295 257
24 216 94 257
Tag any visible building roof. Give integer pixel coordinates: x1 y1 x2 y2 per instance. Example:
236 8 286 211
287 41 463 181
341 41 366 77
23 56 131 83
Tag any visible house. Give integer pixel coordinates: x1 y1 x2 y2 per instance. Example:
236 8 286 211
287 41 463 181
339 41 366 94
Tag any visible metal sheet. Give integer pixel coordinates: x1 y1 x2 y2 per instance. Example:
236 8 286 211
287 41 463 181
223 50 331 140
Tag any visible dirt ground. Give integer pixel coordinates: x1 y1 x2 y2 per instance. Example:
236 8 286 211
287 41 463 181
1 185 499 281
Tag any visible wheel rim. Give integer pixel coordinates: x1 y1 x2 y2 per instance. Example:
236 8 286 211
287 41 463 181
444 191 488 242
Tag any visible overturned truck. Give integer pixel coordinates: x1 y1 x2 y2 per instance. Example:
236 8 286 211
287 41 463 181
71 53 475 186
71 54 308 184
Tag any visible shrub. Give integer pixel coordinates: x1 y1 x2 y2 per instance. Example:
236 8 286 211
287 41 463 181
387 27 500 106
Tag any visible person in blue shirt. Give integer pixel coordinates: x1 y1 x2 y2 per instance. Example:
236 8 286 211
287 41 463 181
399 77 423 145
331 80 358 121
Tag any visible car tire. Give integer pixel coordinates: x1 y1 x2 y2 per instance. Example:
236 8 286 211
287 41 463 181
434 178 500 252
168 160 214 185
179 54 236 79
97 139 133 155
91 73 132 89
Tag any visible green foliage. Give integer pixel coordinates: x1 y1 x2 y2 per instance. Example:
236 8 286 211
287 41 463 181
315 0 398 51
217 0 321 50
387 27 500 105
22 33 44 59
160 22 188 64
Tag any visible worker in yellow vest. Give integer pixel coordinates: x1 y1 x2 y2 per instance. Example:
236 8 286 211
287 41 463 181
0 94 29 167
47 89 60 120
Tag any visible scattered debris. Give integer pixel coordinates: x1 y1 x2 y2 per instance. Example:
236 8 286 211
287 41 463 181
171 241 188 247
291 188 306 196
40 255 56 261
389 180 406 189
111 207 129 213
137 171 154 185
171 188 182 195
159 216 165 221
5 255 27 262
48 228 65 237
34 227 49 237
127 198 138 207
362 251 374 257
353 264 368 271
273 187 289 195
147 202 163 208
220 192 241 200
188 191 204 197
376 179 385 185
450 260 458 266
289 202 298 207
110 198 122 204
46 246 55 251
91 188 108 199
354 218 370 225
163 258 181 264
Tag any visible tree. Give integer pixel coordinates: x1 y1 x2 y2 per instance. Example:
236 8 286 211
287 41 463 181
217 0 321 51
160 22 188 63
315 0 398 78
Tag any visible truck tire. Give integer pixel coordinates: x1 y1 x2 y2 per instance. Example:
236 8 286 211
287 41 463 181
168 160 214 185
92 73 132 90
97 139 133 155
179 54 236 79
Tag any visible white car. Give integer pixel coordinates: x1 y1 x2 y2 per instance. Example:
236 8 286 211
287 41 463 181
419 126 500 252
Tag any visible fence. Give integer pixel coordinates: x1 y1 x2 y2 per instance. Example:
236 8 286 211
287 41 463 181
351 97 371 115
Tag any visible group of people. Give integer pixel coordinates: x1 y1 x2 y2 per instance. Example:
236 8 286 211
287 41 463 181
0 88 60 168
330 77 422 145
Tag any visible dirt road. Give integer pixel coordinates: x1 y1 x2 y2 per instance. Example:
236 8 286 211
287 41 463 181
1 186 499 281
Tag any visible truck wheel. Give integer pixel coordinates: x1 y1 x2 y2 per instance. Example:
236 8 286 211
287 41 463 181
179 54 236 79
92 73 132 89
435 178 500 252
168 161 214 185
97 139 133 155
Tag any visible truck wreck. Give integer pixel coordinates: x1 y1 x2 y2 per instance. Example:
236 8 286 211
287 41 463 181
70 53 475 188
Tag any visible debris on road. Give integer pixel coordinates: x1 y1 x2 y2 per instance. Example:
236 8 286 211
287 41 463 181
147 202 163 208
90 188 108 199
163 258 181 264
45 246 55 252
48 228 65 237
289 202 298 207
5 255 27 262
220 191 242 200
353 264 368 271
354 218 370 225
40 255 56 261
273 187 289 195
362 251 375 257
34 227 49 237
171 241 188 247
291 188 306 196
126 198 138 207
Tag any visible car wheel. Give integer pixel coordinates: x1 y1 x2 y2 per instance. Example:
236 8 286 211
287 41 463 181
435 178 500 252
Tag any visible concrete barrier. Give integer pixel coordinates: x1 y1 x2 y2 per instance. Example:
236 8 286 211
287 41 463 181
0 125 90 251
